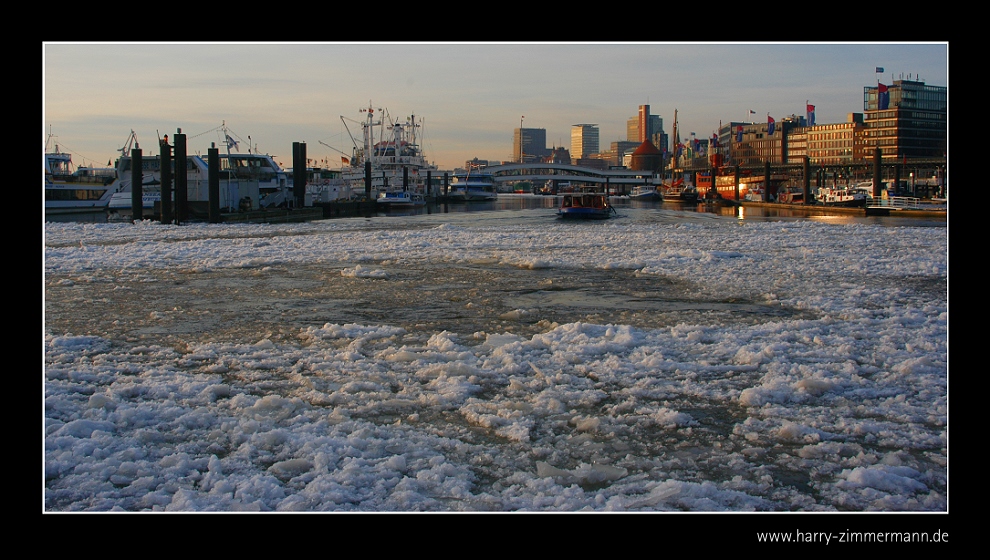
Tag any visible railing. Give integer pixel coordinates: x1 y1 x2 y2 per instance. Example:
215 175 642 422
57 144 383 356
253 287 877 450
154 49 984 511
868 196 946 210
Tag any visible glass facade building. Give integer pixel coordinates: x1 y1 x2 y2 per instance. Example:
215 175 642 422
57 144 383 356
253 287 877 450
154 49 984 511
514 128 549 163
862 79 947 160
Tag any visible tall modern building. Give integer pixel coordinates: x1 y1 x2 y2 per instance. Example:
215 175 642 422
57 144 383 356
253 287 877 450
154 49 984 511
571 124 599 160
628 105 665 153
862 79 947 160
514 128 548 163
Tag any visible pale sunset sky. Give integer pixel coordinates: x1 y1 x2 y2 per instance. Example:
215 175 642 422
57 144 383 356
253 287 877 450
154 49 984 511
43 42 948 171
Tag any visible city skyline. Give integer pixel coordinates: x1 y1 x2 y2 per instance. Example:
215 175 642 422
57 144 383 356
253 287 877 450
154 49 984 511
43 42 948 171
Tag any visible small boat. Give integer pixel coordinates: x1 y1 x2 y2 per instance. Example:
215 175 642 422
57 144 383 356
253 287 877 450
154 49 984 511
816 185 867 207
776 185 805 205
660 178 699 203
628 185 659 201
447 170 498 202
557 188 616 219
377 189 425 207
743 185 766 202
44 132 118 214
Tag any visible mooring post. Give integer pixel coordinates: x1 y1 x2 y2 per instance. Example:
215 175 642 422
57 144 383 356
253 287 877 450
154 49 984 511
734 165 740 201
293 142 306 208
763 161 771 203
131 145 143 222
174 129 187 224
160 137 172 225
364 160 372 200
872 147 882 198
894 164 901 197
208 143 220 223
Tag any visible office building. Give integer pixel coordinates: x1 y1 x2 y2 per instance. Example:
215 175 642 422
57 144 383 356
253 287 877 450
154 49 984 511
514 128 549 163
628 105 666 153
803 114 865 166
862 79 947 160
571 124 599 160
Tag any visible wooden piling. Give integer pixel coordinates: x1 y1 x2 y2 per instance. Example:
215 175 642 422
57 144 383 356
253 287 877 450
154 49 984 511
160 137 172 224
131 146 143 222
293 142 306 208
208 145 220 223
174 130 187 224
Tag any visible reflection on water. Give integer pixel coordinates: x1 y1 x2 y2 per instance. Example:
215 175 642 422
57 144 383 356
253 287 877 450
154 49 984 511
45 194 944 228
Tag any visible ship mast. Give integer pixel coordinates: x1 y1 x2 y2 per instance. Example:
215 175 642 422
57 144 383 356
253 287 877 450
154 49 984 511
670 109 679 179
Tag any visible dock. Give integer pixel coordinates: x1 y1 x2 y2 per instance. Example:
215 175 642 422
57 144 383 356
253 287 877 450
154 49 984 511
738 200 946 219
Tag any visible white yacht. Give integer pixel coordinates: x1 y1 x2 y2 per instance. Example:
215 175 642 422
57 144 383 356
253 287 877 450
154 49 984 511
44 133 118 214
107 126 289 218
447 171 498 202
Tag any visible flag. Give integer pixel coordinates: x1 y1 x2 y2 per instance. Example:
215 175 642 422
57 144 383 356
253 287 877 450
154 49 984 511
736 125 743 143
767 115 775 135
876 67 884 73
806 103 816 126
749 109 756 115
225 134 239 151
711 133 719 149
878 83 889 110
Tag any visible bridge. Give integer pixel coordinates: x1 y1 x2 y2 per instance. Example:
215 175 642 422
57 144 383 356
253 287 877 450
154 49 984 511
482 163 656 191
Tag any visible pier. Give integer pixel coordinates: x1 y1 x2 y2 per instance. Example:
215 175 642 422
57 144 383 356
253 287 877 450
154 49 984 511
738 200 946 219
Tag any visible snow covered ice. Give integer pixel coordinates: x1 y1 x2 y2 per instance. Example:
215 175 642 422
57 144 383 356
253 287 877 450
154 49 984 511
44 208 948 512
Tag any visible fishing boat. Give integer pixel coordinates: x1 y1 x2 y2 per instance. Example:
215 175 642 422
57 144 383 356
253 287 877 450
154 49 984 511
107 126 289 219
743 185 766 202
660 178 699 203
816 185 867 207
332 102 439 200
557 187 615 219
447 170 498 202
44 133 118 214
661 110 700 204
628 184 659 201
776 185 805 205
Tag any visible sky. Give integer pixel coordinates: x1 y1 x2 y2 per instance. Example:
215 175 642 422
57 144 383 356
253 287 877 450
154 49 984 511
43 42 948 171
44 209 948 513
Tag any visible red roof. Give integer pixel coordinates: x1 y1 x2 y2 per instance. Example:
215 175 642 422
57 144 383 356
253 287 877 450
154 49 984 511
632 140 661 156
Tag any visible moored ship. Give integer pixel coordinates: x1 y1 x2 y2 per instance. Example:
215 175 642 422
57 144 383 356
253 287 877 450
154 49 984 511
447 170 498 202
44 133 118 214
333 102 439 200
816 185 867 207
699 170 789 202
106 126 289 219
660 179 698 203
776 185 805 205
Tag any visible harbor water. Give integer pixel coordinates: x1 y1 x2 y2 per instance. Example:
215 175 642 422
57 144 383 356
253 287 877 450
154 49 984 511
44 193 948 513
44 193 948 227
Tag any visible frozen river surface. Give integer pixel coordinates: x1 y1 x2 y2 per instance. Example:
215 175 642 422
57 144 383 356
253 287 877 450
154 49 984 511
44 204 948 512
